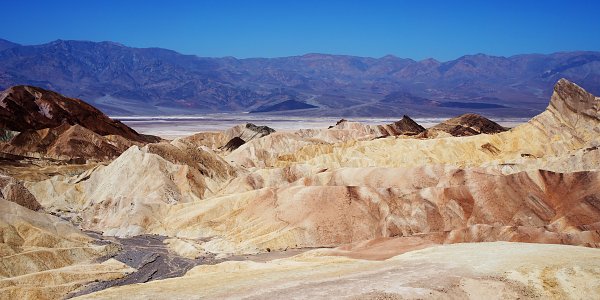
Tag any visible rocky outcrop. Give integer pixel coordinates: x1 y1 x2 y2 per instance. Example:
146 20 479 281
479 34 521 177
0 85 160 161
218 123 275 152
222 136 246 151
268 80 599 170
239 123 276 140
0 129 18 142
376 115 425 136
27 142 237 237
0 199 133 299
0 174 41 210
18 79 600 299
226 117 425 168
328 116 425 138
549 78 600 123
418 113 507 138
0 85 155 142
0 123 139 161
179 123 275 151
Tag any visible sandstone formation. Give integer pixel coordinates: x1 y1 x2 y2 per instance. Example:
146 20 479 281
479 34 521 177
0 198 133 299
224 117 425 168
10 79 600 298
0 174 41 210
27 141 237 236
175 123 275 153
2 259 133 300
310 115 425 140
154 167 600 254
27 80 600 244
259 79 600 170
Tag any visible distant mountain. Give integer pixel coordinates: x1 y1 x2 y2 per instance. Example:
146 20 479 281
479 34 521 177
1 39 599 117
0 39 19 51
250 100 317 113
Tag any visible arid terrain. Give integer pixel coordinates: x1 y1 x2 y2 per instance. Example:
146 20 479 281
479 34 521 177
1 78 600 299
2 39 600 117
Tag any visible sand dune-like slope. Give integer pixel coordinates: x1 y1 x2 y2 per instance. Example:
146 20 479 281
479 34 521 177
0 198 133 300
160 167 600 253
27 141 237 236
75 242 600 300
17 79 600 299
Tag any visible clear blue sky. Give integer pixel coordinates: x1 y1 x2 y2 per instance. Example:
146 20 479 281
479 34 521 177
2 0 599 60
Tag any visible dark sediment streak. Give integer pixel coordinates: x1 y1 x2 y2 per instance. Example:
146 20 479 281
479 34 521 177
67 233 214 298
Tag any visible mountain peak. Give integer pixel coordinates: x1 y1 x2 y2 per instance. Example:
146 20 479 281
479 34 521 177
418 58 440 65
380 54 398 59
550 78 599 122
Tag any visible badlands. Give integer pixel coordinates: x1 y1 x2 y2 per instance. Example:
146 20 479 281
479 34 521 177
0 79 599 299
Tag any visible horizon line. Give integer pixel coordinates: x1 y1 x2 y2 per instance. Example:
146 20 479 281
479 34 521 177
2 37 599 63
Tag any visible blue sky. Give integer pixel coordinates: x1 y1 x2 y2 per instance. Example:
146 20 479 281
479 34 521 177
2 0 599 60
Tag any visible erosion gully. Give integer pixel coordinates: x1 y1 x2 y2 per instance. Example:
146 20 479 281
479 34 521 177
67 230 310 298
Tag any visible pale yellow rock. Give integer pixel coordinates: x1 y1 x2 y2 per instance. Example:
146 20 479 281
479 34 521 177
224 80 600 170
0 259 134 300
8 79 600 298
74 242 600 300
27 143 236 236
25 80 600 252
0 199 111 277
163 237 205 259
225 119 420 168
0 199 132 300
176 123 275 150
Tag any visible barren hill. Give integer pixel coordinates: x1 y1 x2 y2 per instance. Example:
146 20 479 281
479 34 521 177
2 78 600 299
0 85 159 161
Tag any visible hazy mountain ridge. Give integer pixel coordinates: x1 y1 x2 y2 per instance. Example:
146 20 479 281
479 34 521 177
1 38 599 117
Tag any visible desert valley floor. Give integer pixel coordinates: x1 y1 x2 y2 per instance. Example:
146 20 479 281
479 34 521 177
118 115 530 140
1 79 600 299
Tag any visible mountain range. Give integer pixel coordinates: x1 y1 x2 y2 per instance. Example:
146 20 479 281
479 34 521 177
1 38 599 117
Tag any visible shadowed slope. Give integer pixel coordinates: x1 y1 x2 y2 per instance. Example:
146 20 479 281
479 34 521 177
418 113 507 138
0 85 152 142
0 85 160 161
